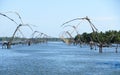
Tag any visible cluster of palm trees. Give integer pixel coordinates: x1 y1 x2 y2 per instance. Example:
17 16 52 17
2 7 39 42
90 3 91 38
60 16 120 53
0 11 49 49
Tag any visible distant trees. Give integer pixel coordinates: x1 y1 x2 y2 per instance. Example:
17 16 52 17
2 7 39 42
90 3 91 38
74 30 120 53
75 30 120 44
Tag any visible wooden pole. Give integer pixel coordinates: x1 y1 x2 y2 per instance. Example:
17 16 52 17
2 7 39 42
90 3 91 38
7 24 22 49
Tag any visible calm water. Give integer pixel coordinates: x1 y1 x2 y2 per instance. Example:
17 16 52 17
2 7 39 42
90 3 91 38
0 42 120 75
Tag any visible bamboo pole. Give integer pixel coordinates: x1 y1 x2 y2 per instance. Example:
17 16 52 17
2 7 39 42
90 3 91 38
7 24 22 48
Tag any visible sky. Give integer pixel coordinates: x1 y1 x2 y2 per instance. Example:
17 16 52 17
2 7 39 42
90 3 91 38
0 0 120 38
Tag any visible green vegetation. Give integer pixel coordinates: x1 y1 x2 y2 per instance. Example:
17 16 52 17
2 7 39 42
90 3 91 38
75 30 120 44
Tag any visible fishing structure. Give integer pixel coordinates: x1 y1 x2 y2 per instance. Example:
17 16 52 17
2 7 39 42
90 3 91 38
61 16 107 53
31 31 48 44
0 12 33 48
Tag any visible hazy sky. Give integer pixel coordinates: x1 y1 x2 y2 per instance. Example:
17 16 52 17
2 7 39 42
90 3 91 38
0 0 120 38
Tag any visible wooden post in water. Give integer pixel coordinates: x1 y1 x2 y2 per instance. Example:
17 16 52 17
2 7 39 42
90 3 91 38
99 43 103 53
115 44 118 53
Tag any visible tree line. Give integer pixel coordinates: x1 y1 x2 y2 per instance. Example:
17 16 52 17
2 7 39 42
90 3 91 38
76 30 120 44
73 30 120 53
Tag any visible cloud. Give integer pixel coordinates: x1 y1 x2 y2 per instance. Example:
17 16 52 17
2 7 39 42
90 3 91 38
92 16 119 21
89 16 120 32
